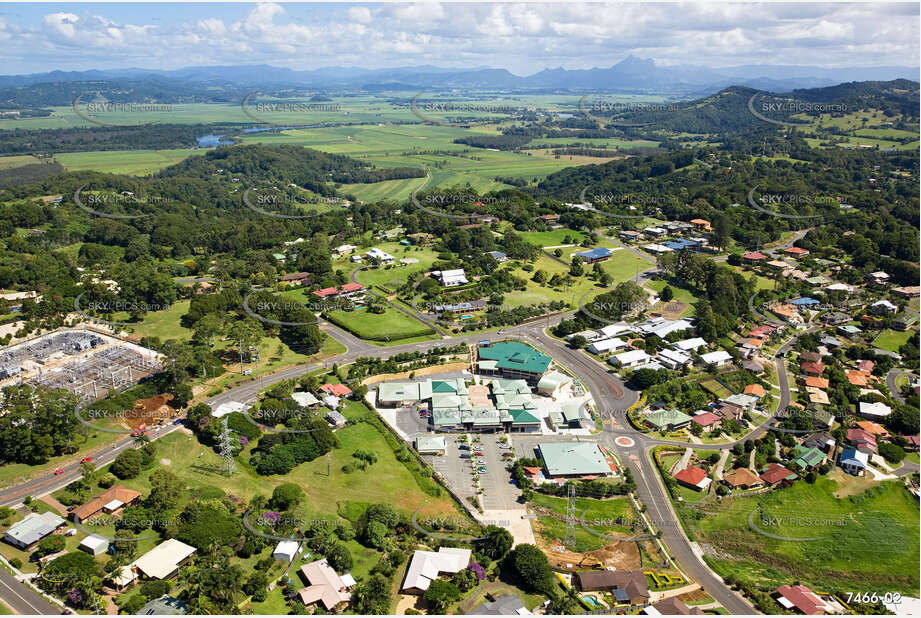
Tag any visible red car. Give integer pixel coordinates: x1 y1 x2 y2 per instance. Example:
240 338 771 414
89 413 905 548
54 468 65 476
80 457 93 464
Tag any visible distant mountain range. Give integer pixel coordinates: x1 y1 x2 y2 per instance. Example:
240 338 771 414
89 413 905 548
0 56 917 95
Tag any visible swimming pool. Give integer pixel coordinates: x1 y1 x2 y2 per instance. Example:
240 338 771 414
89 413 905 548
581 594 602 608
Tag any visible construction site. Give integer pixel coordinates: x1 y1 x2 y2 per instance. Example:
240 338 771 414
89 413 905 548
0 328 163 402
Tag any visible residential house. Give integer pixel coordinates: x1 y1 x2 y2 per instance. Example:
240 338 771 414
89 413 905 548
433 269 468 287
775 584 834 615
783 246 810 258
657 348 693 370
279 272 311 284
800 361 824 377
365 247 395 263
856 420 889 439
743 384 766 399
712 402 744 422
131 538 197 581
691 412 721 430
689 218 711 232
3 512 66 550
674 466 711 491
575 570 650 605
486 250 508 263
72 485 142 522
312 283 365 299
298 559 353 611
742 251 768 264
618 230 645 242
846 428 877 453
760 463 797 486
866 271 890 285
586 337 627 355
793 445 826 469
838 447 868 476
610 349 652 369
673 337 708 352
644 226 667 237
892 286 920 298
858 401 891 419
700 350 733 367
722 468 763 490
402 547 472 594
723 393 758 413
802 432 836 453
320 383 352 397
870 299 898 315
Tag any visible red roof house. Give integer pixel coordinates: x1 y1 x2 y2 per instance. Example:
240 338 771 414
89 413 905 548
800 361 824 376
742 251 768 262
759 463 796 486
775 584 830 615
674 466 711 491
320 383 352 397
846 428 877 452
783 247 810 257
313 283 365 298
691 412 721 428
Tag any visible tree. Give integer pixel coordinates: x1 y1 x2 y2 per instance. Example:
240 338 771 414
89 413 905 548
110 449 143 479
146 469 184 512
351 573 391 614
243 572 269 602
423 579 461 611
476 525 513 560
532 270 548 285
452 568 478 592
568 335 588 349
326 542 353 572
569 256 584 277
660 285 674 303
270 483 303 511
509 544 553 594
35 535 65 558
363 520 389 550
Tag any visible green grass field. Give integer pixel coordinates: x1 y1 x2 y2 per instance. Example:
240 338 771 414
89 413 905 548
0 155 42 169
688 475 919 594
325 306 436 342
872 329 912 353
55 149 202 175
519 228 588 247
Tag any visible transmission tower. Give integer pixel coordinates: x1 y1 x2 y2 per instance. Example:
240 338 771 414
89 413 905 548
563 483 577 548
219 417 236 477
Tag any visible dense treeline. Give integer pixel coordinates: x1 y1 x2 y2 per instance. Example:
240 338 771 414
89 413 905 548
453 134 532 150
0 124 214 154
0 161 64 188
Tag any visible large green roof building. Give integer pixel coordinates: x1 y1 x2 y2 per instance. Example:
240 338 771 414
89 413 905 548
477 342 552 383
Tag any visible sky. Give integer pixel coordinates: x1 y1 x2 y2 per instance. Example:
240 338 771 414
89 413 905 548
0 2 917 75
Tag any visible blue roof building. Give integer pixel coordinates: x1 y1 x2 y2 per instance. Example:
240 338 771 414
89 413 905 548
839 446 868 476
663 238 701 251
790 297 820 307
575 247 613 263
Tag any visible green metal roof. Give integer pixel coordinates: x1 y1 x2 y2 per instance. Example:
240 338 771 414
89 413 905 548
645 409 692 429
415 436 447 452
538 442 611 476
508 409 541 425
793 445 825 468
478 342 551 375
537 371 571 390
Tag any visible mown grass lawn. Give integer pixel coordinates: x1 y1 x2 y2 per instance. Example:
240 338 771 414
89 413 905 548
687 477 919 594
324 306 436 342
872 329 912 353
519 228 587 247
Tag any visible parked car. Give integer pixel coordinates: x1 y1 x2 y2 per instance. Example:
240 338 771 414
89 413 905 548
458 444 470 450
460 453 471 459
173 418 183 425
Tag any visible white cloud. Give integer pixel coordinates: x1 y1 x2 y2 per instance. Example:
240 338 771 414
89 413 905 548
4 3 916 73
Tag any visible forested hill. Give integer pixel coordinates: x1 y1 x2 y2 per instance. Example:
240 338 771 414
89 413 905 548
158 144 423 189
600 80 920 133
